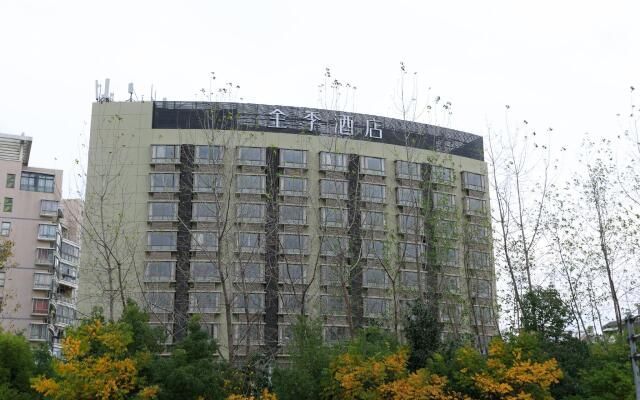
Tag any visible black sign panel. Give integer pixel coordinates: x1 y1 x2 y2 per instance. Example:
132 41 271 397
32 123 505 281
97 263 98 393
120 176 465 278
152 101 484 161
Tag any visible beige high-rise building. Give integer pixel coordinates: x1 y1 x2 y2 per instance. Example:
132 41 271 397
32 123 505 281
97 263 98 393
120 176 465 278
0 133 81 356
80 101 497 359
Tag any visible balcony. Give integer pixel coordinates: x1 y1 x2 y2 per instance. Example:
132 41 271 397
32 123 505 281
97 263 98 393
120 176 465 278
40 199 60 217
31 298 50 316
57 266 78 288
37 224 58 242
59 239 80 266
35 248 55 266
33 273 53 291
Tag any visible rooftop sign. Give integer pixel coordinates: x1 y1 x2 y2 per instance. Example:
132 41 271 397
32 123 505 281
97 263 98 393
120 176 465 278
152 101 484 161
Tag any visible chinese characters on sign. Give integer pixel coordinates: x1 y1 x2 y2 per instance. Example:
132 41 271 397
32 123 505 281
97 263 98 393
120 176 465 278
267 108 383 139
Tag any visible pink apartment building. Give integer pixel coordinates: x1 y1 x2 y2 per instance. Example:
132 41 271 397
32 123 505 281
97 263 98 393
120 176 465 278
0 133 81 355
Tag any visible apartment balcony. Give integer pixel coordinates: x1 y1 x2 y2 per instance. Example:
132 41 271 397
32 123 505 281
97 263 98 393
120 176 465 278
34 248 55 266
31 298 50 316
57 268 78 288
52 293 76 309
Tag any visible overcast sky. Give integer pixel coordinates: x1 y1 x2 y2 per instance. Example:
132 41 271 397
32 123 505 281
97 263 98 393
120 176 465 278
1 0 638 196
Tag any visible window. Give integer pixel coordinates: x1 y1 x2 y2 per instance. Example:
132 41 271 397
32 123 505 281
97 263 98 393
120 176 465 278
59 262 78 284
361 210 385 230
363 268 387 288
33 273 52 290
401 270 419 287
279 263 305 284
151 145 179 163
237 232 264 252
364 298 388 317
60 241 80 264
464 197 487 216
322 295 346 315
280 176 308 196
398 214 423 234
37 224 57 240
145 261 174 282
0 222 10 236
233 293 265 313
40 200 59 216
397 187 422 206
191 232 218 251
396 161 421 180
29 324 48 341
320 179 348 199
190 261 220 282
361 183 386 203
192 202 219 221
32 298 49 314
189 292 220 313
360 156 385 175
319 152 347 171
471 279 492 299
462 172 485 191
279 205 307 225
36 248 54 265
147 292 174 313
233 323 264 344
279 325 293 344
56 304 75 325
435 220 457 239
195 145 224 164
236 174 266 194
201 322 219 340
470 251 490 269
149 173 178 192
148 202 177 221
0 271 4 287
3 198 13 212
280 149 308 168
279 234 309 255
236 147 266 166
440 247 458 266
440 275 460 293
280 294 304 314
20 172 54 193
440 303 462 322
325 326 349 342
5 174 15 188
320 236 348 256
147 231 177 251
430 166 454 184
320 207 347 228
398 242 423 262
474 306 494 326
361 239 385 259
321 265 345 286
234 263 265 283
194 173 223 193
433 192 456 212
469 224 489 243
236 203 266 223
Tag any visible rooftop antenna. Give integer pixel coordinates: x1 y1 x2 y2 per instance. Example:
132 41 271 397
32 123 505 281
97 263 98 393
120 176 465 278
103 78 110 101
128 82 134 102
95 78 111 103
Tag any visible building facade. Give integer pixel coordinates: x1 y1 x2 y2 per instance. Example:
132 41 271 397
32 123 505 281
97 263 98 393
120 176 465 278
0 133 81 355
80 101 497 358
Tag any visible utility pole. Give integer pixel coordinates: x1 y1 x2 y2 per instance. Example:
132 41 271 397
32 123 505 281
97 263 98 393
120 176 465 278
626 313 640 400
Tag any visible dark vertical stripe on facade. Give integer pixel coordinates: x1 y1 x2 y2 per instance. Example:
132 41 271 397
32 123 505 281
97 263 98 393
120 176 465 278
264 147 279 355
347 154 364 330
174 144 194 341
421 163 440 314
